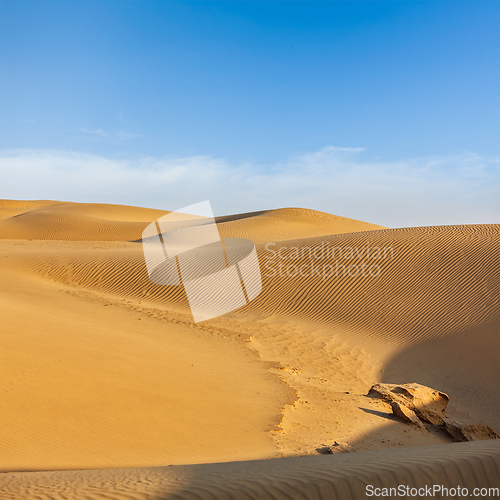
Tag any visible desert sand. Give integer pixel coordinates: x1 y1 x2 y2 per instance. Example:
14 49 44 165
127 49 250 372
0 200 498 499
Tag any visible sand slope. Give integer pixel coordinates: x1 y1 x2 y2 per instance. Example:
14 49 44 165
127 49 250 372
0 200 498 498
0 258 291 472
1 441 498 500
8 224 497 432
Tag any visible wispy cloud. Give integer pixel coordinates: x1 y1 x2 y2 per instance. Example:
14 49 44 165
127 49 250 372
0 147 498 227
79 128 143 141
79 128 109 138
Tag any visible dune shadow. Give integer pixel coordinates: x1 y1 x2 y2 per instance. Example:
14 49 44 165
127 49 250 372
381 317 500 433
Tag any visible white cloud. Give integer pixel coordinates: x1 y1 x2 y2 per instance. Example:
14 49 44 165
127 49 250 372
79 128 109 138
79 128 143 141
0 147 498 227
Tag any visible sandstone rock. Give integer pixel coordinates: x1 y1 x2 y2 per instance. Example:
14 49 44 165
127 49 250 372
330 441 356 453
369 383 449 425
316 446 333 455
443 418 500 442
390 401 425 429
316 441 355 454
368 382 499 443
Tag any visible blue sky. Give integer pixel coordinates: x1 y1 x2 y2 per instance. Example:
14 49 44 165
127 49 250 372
0 1 499 226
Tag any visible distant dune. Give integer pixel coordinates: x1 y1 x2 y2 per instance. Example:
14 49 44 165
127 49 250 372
0 200 498 499
0 200 385 241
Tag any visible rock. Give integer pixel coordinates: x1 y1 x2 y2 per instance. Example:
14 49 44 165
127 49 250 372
390 401 425 429
368 382 499 443
331 441 356 453
443 418 500 442
316 446 333 454
316 441 355 454
369 383 449 425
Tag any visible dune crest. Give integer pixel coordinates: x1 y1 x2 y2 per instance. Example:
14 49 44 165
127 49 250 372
0 199 385 241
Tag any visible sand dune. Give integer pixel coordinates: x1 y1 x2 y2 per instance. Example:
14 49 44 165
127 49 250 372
0 199 385 241
0 200 498 498
0 200 165 241
1 441 498 500
217 207 386 243
0 257 289 471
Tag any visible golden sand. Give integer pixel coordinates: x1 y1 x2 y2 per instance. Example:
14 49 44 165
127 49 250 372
0 200 498 499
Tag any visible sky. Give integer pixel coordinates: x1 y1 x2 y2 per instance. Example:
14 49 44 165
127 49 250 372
0 0 499 227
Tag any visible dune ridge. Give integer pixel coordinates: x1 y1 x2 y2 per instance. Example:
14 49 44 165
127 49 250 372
0 200 385 242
